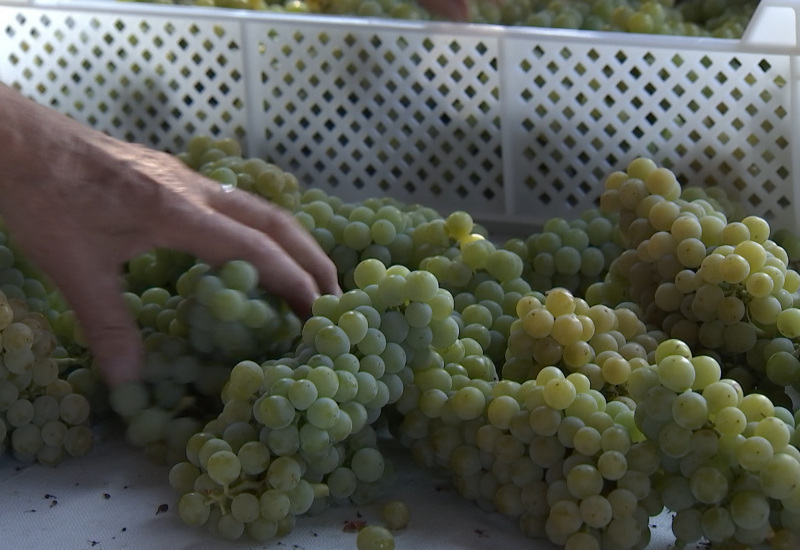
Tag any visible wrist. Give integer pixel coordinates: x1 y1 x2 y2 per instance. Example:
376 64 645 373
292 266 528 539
0 82 107 198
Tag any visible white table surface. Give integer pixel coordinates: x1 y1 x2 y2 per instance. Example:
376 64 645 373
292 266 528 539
0 425 690 550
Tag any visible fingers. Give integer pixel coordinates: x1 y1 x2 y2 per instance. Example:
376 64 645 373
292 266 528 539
165 204 327 317
416 0 469 20
210 188 341 297
41 248 142 388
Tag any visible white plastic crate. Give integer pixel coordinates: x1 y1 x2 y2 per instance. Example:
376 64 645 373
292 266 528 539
1 0 799 234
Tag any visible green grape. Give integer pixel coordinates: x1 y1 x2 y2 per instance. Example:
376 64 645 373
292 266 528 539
350 447 385 483
777 308 800 338
657 355 695 392
356 525 395 550
338 310 369 345
206 450 241 486
306 397 340 430
267 456 302 491
729 490 770 530
179 492 211 526
760 453 800 499
257 395 296 429
328 466 358 500
229 360 264 395
543 378 577 410
11 423 42 456
63 425 93 457
230 492 261 523
669 392 707 431
357 326 388 355
736 436 773 472
566 463 604 498
40 420 67 447
313 324 350 357
260 489 291 522
287 379 319 411
765 351 800 386
237 441 270 475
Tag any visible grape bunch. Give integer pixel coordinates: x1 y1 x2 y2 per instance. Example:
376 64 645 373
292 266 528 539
631 339 800 548
109 253 306 465
394 285 662 549
0 288 95 466
150 141 800 548
11 131 796 550
591 158 800 405
163 262 459 540
167 259 301 362
103 145 316 465
519 210 623 297
0 230 100 468
105 141 467 467
502 285 666 394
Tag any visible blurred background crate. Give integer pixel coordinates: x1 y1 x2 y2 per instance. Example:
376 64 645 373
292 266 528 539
1 0 798 233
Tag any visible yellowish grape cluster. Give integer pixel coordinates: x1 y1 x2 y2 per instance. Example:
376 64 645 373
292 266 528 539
592 158 800 409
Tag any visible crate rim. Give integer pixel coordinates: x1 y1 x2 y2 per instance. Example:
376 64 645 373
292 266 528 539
3 0 800 236
10 0 800 56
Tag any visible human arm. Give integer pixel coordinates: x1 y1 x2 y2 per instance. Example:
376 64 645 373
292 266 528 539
418 0 470 21
0 82 340 388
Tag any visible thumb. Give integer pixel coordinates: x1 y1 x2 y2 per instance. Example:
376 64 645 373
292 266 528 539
46 254 143 388
416 0 469 20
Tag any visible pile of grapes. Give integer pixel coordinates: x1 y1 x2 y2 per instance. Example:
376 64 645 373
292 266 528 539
128 0 759 38
4 134 800 549
0 235 98 467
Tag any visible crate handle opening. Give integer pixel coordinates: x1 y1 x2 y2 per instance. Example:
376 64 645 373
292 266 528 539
742 0 798 48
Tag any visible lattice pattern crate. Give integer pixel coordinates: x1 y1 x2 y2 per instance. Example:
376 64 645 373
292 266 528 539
1 0 799 233
241 21 504 215
1 5 248 149
503 34 794 228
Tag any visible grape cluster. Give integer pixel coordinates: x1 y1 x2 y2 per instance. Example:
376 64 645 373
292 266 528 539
165 263 455 540
106 139 465 468
147 142 800 548
0 289 95 466
395 286 661 549
521 210 623 297
502 286 665 393
0 233 81 351
632 339 800 548
592 159 800 406
11 131 800 550
110 252 305 464
172 260 301 361
0 231 99 468
103 143 314 464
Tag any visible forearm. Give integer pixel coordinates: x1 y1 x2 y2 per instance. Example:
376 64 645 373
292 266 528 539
0 83 167 229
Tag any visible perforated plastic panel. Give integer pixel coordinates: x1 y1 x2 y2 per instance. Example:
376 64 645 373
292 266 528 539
1 0 799 233
243 23 503 213
503 35 794 228
1 6 248 149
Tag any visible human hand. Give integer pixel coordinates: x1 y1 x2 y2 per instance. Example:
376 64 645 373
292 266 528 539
0 83 341 388
417 0 470 21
